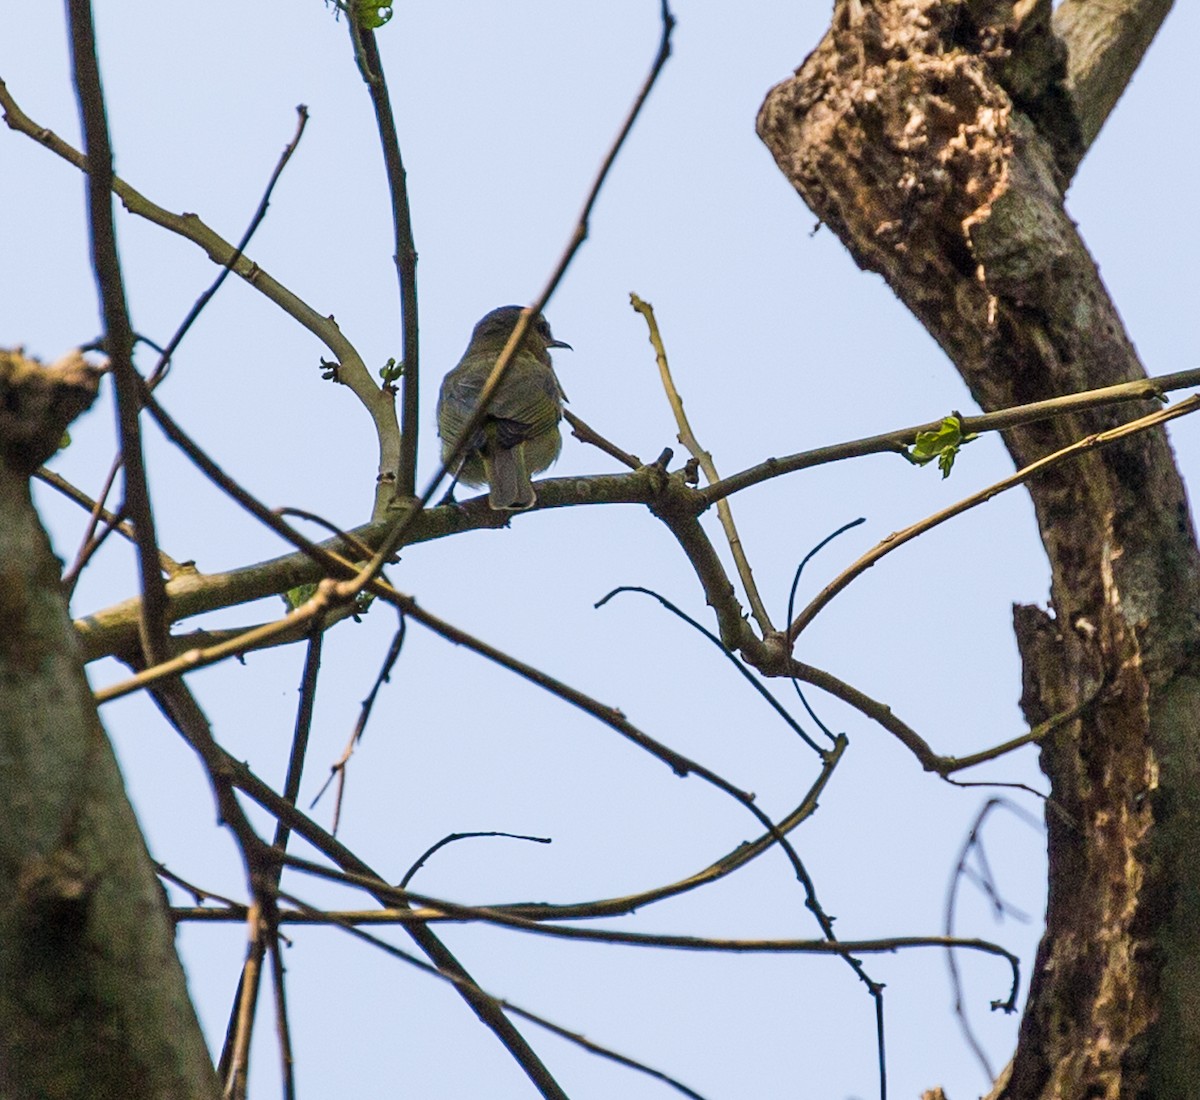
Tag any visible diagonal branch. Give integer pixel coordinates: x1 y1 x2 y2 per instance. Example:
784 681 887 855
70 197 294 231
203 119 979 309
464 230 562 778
0 79 400 519
632 293 775 634
66 0 167 664
702 368 1200 505
33 466 184 576
787 397 1200 642
276 890 708 1100
1054 0 1175 148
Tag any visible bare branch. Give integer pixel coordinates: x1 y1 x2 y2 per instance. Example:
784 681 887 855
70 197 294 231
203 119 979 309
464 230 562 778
346 14 419 501
66 0 168 663
703 368 1200 505
33 465 184 576
632 293 776 634
787 397 1200 641
0 79 400 518
148 105 311 389
564 408 643 470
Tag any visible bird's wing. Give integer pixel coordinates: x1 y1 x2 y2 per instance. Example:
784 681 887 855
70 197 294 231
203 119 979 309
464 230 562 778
485 361 563 442
436 369 486 447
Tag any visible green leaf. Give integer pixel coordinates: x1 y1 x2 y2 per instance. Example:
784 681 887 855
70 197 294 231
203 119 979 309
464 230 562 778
353 1 393 28
906 416 978 479
283 583 319 612
379 358 404 384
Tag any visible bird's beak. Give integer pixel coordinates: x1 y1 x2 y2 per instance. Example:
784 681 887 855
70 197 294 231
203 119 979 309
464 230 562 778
547 338 572 351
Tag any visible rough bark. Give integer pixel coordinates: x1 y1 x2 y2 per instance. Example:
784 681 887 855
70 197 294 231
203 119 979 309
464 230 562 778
0 351 219 1100
757 1 1200 1097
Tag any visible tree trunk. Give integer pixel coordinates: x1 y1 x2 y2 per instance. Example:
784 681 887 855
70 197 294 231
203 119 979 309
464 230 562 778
0 351 219 1100
757 1 1200 1096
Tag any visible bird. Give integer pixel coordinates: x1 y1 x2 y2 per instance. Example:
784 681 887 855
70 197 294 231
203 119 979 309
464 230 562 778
436 305 571 510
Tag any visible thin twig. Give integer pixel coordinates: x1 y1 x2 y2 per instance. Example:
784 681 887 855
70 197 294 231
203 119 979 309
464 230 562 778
33 466 184 575
346 15 418 503
400 832 553 890
66 0 168 664
275 507 378 559
0 79 400 517
218 622 324 1080
631 293 775 634
267 936 296 1100
596 585 828 755
564 408 642 469
784 519 867 742
223 902 262 1100
787 396 1200 641
158 863 243 910
194 873 1024 962
702 367 1200 505
312 610 406 832
144 680 277 1094
944 800 1042 1081
61 449 124 595
786 657 1098 777
276 889 709 1100
149 105 311 389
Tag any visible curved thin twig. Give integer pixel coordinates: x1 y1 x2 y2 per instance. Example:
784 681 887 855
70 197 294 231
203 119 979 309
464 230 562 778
596 584 828 755
784 519 866 741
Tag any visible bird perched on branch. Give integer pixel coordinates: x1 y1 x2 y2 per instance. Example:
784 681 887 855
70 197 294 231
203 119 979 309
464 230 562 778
437 305 571 510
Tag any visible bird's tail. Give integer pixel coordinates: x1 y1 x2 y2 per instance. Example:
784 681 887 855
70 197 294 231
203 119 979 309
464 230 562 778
483 447 536 510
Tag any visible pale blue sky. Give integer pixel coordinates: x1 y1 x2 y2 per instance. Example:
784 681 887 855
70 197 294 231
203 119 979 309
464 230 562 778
4 3 1199 1097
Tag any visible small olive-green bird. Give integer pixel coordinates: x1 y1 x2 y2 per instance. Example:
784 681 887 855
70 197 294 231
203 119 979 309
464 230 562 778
437 305 571 510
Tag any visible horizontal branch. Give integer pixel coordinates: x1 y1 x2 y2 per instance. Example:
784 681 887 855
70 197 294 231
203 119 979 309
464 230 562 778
171 884 1018 1012
702 367 1200 504
74 467 674 663
74 371 1200 664
175 904 1014 957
